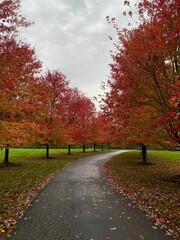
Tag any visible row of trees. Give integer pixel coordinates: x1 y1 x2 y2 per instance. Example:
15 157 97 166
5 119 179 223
101 0 180 162
1 0 179 165
0 0 110 164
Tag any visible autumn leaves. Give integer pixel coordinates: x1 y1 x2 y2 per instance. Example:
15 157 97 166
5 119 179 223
1 0 179 165
101 0 180 151
0 1 109 163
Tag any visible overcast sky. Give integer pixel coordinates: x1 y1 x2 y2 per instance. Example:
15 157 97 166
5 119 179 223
19 0 134 102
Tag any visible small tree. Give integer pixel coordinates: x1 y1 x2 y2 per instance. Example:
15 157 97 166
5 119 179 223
35 70 70 158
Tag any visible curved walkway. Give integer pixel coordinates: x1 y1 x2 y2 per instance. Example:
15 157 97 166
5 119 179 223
10 151 172 240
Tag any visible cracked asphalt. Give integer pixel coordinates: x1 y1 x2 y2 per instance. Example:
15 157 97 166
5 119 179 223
9 151 173 240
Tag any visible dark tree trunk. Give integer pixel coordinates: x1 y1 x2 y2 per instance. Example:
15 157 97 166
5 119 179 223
4 144 10 165
46 144 49 158
141 143 147 164
101 144 104 151
82 145 86 153
93 143 96 152
68 145 71 155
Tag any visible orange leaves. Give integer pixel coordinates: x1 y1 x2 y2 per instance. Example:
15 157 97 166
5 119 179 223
33 71 96 147
0 1 41 150
0 0 31 42
0 0 99 162
101 0 180 149
0 36 42 148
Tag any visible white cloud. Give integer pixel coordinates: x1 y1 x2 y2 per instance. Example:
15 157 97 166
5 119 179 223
19 0 134 103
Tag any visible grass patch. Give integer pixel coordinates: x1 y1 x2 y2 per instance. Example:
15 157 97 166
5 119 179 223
105 150 180 240
0 148 107 239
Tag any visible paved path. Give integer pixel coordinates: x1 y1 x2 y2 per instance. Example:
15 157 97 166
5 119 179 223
10 151 173 240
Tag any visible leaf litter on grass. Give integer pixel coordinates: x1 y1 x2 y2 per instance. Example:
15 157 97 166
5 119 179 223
103 151 180 240
0 149 107 239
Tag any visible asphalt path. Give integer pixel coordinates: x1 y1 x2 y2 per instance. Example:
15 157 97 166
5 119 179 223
10 151 173 240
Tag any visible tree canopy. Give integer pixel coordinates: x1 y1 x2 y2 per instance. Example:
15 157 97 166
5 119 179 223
101 0 180 150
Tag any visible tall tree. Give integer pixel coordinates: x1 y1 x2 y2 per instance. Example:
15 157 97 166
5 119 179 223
90 112 112 151
0 39 42 163
66 91 96 153
36 70 70 158
102 0 180 154
0 0 42 164
60 88 83 154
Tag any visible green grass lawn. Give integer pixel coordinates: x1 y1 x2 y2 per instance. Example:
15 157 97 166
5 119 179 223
104 150 180 240
0 147 106 239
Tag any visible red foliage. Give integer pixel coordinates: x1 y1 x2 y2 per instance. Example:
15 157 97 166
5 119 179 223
0 0 42 149
0 39 41 146
34 70 71 146
101 0 180 149
0 0 31 38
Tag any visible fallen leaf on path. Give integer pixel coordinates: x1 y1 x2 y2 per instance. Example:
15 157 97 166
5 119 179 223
74 233 81 238
106 233 111 240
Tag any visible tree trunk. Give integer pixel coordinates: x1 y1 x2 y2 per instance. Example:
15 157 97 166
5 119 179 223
93 143 96 152
101 144 104 151
141 143 147 164
4 144 10 165
82 145 86 153
68 145 71 155
46 144 49 158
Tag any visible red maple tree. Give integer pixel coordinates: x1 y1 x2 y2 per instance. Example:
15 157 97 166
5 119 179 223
34 70 70 158
102 0 180 158
0 0 41 164
66 91 95 153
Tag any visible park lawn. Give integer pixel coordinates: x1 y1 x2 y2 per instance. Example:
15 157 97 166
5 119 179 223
104 150 180 240
0 147 105 239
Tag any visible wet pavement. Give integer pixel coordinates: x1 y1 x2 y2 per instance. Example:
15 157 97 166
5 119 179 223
10 151 173 240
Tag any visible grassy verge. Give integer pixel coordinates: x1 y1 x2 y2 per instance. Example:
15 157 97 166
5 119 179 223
104 150 180 240
0 148 107 239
